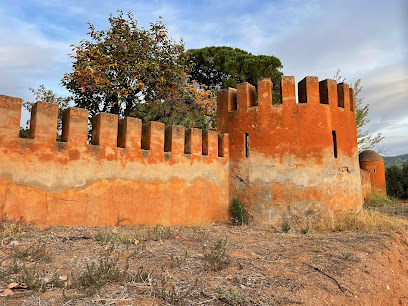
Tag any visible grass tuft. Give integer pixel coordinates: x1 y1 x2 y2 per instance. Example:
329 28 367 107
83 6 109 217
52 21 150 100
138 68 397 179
229 198 249 226
65 256 126 299
214 287 248 305
203 238 230 271
365 193 393 207
0 217 25 245
19 265 64 292
94 227 133 246
12 242 52 263
153 274 197 305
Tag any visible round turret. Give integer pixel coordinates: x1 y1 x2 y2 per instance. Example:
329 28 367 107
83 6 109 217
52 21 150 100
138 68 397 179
359 150 386 196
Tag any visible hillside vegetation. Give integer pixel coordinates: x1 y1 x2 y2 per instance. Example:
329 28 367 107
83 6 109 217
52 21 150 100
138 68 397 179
383 153 408 167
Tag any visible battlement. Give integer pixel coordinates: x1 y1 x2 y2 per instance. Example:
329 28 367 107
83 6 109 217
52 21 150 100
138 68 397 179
0 94 230 226
217 76 358 162
0 96 228 165
217 76 355 115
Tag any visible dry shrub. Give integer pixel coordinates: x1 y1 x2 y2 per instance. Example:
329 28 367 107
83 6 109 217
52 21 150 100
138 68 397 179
282 206 408 233
0 216 25 245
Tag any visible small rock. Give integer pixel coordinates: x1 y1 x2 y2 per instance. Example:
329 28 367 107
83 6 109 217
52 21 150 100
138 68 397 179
7 283 19 289
58 275 68 281
386 285 390 290
0 289 14 296
9 240 19 247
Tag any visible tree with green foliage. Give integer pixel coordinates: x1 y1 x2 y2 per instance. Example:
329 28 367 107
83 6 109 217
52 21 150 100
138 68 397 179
334 69 383 152
187 46 283 102
385 161 408 199
19 85 71 138
62 11 215 130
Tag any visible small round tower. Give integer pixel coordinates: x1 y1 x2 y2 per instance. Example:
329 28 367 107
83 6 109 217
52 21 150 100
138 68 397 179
359 150 386 196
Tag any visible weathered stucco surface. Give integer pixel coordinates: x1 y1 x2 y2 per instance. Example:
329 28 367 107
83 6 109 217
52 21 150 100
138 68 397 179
0 95 229 226
360 169 372 201
1 74 371 226
217 77 362 224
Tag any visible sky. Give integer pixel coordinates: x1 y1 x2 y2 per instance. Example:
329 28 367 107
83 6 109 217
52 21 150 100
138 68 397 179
0 0 407 156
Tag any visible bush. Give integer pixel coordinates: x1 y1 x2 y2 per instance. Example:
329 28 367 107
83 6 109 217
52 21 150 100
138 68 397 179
365 193 393 207
386 161 408 200
281 218 291 233
229 198 249 226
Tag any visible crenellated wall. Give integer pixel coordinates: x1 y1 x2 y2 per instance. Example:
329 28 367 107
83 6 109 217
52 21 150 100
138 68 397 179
0 95 229 226
217 76 362 224
0 74 368 227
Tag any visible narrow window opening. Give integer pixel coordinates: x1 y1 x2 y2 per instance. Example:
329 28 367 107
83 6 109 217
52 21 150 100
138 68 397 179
373 168 376 173
245 133 249 157
332 131 338 158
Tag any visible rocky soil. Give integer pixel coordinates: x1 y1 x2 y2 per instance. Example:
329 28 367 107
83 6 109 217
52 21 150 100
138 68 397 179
0 217 407 305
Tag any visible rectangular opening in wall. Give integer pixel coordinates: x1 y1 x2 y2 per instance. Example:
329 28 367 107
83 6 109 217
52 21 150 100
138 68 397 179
184 129 192 154
332 131 338 158
202 131 208 156
253 88 258 107
374 168 376 173
228 92 237 111
218 134 224 157
245 133 249 158
274 84 282 105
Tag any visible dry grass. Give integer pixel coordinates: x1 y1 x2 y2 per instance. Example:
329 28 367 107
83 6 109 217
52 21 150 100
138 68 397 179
0 216 407 305
281 207 408 234
1 204 408 304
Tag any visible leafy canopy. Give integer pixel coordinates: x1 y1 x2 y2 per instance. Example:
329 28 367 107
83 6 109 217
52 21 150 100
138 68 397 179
334 69 383 152
187 46 283 102
62 11 215 129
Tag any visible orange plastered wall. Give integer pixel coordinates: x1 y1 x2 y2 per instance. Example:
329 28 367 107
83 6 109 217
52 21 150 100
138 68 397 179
217 77 358 161
216 76 362 223
359 161 386 196
360 169 372 201
0 95 229 226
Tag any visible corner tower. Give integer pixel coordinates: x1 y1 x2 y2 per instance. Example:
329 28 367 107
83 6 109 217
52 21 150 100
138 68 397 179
216 76 362 224
359 150 386 196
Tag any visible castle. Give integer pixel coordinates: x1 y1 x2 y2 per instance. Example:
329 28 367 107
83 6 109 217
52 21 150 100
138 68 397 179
0 76 385 226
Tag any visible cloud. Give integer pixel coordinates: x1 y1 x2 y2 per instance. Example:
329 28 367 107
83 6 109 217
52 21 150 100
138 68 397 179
0 0 406 155
0 10 71 96
256 0 406 79
352 62 408 155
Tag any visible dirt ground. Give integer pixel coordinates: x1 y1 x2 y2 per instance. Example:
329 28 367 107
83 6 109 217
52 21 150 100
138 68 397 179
0 215 407 305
